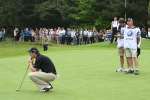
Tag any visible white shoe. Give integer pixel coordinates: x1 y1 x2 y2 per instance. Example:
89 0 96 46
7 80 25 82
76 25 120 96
40 84 53 92
116 67 125 72
124 68 129 72
40 87 50 92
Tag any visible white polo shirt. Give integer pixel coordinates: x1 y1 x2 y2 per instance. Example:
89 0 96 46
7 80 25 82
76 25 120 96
124 27 141 49
117 27 125 48
112 21 119 28
83 31 88 36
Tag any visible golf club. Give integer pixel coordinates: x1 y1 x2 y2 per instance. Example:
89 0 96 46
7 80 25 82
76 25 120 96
16 65 29 92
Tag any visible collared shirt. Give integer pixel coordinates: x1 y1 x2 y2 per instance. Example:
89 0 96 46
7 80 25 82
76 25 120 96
124 27 141 49
34 54 57 74
112 21 119 28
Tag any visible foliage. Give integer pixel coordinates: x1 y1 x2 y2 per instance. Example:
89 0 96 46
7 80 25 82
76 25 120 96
0 0 148 28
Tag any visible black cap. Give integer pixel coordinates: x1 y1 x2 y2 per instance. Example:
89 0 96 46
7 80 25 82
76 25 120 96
28 47 39 54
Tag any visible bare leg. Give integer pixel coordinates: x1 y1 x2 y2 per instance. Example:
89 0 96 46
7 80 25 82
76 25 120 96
126 57 133 70
119 48 125 68
120 56 124 68
133 57 139 70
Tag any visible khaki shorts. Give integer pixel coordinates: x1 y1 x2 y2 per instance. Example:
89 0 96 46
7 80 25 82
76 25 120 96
125 48 137 57
118 47 125 56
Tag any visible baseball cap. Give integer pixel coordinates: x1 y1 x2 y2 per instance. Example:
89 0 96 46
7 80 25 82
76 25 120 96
28 47 39 54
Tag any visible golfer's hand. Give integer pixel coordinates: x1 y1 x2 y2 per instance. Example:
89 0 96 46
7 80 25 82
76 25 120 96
28 57 32 64
28 62 37 72
138 44 140 48
30 67 37 72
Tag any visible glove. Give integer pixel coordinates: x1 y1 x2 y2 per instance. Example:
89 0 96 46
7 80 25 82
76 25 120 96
137 44 140 48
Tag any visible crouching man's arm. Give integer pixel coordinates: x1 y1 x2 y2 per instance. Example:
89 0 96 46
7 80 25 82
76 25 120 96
28 58 38 72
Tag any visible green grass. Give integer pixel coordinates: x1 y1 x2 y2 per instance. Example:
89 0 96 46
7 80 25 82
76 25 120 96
0 39 150 100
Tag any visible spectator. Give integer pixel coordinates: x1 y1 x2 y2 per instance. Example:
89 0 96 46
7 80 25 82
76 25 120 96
24 28 32 42
42 33 49 51
31 29 36 42
116 18 126 72
0 29 3 41
124 18 141 75
1 28 6 41
75 29 80 45
148 28 150 39
71 29 76 45
14 28 20 41
90 30 95 44
83 29 88 44
111 17 119 43
65 28 72 45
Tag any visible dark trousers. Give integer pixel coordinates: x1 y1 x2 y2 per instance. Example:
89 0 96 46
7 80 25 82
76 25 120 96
90 36 95 44
43 44 48 51
76 37 80 45
137 48 141 58
24 36 32 42
83 36 88 44
0 37 2 41
60 35 65 44
31 37 35 42
111 27 118 43
66 36 72 45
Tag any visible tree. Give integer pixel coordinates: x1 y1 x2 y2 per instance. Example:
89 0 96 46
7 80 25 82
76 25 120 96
0 0 148 29
148 1 150 27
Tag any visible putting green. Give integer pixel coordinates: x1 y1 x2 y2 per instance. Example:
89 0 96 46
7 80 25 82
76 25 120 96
0 39 150 100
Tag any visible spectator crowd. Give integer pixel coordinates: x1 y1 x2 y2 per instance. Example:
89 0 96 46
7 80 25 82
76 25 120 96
0 28 5 41
0 26 149 45
12 27 110 45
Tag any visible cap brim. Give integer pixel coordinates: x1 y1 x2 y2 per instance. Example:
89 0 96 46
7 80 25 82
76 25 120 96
28 48 32 53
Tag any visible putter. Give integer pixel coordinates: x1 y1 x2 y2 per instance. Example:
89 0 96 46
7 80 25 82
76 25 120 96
16 65 29 92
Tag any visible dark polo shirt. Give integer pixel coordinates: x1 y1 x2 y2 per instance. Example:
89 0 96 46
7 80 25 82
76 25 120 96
33 54 57 74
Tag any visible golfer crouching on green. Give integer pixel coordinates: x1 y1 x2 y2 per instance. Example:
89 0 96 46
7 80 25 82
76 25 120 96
28 47 57 92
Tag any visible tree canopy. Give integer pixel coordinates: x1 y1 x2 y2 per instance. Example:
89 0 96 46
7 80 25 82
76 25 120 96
0 0 148 28
148 1 150 27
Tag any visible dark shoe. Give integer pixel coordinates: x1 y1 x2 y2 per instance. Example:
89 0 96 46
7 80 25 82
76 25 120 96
41 88 50 92
134 70 140 75
125 70 134 74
